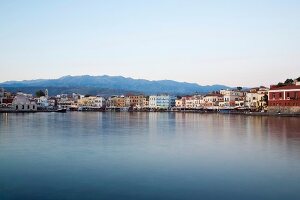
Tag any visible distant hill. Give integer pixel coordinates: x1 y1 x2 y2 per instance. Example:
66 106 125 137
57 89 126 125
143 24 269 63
0 75 231 96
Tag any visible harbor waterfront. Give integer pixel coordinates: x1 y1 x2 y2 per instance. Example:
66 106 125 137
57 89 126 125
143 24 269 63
1 77 300 114
1 112 300 200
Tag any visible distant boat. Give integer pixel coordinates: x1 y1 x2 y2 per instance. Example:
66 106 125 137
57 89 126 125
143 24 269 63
55 108 67 113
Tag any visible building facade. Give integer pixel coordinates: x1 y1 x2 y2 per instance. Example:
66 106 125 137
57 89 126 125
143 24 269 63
12 93 37 111
268 82 300 113
149 95 175 109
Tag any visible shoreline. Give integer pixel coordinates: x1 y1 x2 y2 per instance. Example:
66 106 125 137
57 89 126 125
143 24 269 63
1 109 300 117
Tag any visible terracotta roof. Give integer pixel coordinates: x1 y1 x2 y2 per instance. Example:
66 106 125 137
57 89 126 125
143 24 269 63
270 85 300 90
205 94 223 97
2 98 13 104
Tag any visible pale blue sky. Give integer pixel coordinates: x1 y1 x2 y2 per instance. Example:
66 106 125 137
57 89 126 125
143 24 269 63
0 0 299 87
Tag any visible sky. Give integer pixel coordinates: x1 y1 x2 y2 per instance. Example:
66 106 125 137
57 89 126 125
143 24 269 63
0 0 299 87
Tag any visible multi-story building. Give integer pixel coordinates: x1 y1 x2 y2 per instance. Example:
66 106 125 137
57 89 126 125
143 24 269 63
125 95 144 108
245 87 268 110
175 99 183 108
268 81 300 113
107 96 126 108
77 96 106 108
36 96 49 108
142 96 149 108
184 95 204 109
57 98 76 110
220 90 245 107
149 95 157 108
149 95 176 109
203 94 224 107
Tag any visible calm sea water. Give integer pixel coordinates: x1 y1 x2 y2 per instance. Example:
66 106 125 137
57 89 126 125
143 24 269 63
0 112 300 200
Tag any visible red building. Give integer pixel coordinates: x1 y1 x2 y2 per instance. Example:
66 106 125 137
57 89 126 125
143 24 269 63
268 82 300 113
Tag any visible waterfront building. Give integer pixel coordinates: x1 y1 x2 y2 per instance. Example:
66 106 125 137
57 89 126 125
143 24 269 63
107 96 126 108
203 94 224 107
125 95 144 108
184 95 204 109
268 81 300 113
57 99 76 110
234 100 245 107
142 96 149 108
0 98 14 108
94 96 106 108
36 96 49 108
12 93 37 111
219 90 245 107
192 95 204 109
245 87 268 110
149 95 176 109
48 97 57 108
183 96 194 109
149 96 157 108
175 99 183 108
78 96 106 108
0 89 14 109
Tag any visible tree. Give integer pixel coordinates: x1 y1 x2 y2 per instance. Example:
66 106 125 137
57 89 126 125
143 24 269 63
35 90 45 97
237 87 243 91
284 79 294 85
297 77 300 81
277 82 285 87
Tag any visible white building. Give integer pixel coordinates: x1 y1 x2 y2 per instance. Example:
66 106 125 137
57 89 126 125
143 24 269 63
246 92 259 108
94 96 106 108
77 96 106 108
149 96 157 108
203 94 224 107
220 90 244 107
184 95 204 109
36 96 49 108
246 87 269 109
149 95 176 109
12 93 37 111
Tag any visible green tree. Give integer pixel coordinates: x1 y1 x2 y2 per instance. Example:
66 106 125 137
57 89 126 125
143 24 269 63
237 87 243 91
35 90 45 97
296 77 300 81
284 79 294 85
277 82 285 87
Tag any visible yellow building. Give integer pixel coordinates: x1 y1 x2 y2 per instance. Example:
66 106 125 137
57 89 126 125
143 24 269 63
109 96 126 108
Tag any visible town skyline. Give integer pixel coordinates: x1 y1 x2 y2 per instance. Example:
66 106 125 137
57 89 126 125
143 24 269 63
1 77 300 114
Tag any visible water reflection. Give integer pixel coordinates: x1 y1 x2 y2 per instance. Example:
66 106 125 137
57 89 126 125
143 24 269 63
0 113 300 200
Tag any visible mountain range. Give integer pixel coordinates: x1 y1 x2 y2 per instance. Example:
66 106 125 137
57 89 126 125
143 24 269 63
0 75 231 96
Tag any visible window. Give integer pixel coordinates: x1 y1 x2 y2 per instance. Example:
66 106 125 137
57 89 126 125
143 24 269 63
287 92 290 98
279 93 282 98
22 105 24 109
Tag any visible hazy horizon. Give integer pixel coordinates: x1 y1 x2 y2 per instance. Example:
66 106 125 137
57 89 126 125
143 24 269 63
1 73 298 88
1 0 299 87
